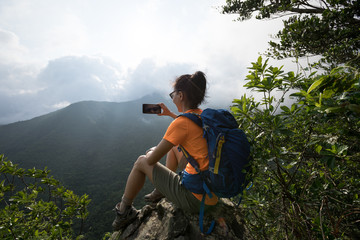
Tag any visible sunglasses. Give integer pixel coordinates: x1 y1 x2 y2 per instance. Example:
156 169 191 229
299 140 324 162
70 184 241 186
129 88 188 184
169 90 181 99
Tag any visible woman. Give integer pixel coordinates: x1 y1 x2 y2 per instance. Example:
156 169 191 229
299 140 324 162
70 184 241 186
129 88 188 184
112 71 218 230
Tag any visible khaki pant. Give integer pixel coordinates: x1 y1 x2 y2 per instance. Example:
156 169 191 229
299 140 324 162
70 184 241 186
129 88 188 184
152 163 216 213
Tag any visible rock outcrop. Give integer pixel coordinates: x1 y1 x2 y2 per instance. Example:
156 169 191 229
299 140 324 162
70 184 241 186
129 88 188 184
110 198 249 240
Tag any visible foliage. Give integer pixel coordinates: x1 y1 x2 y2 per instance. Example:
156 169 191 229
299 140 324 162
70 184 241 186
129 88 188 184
232 57 360 239
221 0 360 68
0 154 90 239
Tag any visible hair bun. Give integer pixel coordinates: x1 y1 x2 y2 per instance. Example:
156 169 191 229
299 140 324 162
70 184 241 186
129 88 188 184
190 71 206 92
174 71 207 109
191 71 206 80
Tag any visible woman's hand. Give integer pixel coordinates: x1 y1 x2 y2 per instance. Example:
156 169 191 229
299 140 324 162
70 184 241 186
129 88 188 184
146 139 174 166
157 103 177 119
145 147 156 157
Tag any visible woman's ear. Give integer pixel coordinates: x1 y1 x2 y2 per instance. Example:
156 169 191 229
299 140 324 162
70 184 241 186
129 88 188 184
179 91 184 100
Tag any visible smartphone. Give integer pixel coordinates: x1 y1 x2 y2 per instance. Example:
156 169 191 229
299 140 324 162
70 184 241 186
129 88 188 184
142 104 161 114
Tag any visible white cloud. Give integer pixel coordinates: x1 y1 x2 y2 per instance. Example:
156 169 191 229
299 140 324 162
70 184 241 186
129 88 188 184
51 101 71 109
0 54 218 123
120 59 195 101
0 0 292 124
36 55 125 104
0 29 27 64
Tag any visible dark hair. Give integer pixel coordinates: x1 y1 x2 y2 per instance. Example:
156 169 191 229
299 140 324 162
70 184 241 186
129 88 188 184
173 71 207 109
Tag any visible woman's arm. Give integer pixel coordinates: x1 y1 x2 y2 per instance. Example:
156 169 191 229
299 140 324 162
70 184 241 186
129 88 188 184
146 139 174 165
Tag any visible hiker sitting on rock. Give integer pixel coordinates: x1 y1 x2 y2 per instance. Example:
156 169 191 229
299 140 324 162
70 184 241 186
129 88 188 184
112 71 218 230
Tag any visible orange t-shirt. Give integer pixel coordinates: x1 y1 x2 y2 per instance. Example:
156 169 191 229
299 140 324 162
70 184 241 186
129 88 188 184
163 109 218 205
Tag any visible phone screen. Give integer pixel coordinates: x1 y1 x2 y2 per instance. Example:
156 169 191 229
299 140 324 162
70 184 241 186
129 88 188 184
142 104 161 114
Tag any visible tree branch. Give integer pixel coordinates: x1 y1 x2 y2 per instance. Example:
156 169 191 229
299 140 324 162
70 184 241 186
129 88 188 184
320 0 330 10
289 7 324 14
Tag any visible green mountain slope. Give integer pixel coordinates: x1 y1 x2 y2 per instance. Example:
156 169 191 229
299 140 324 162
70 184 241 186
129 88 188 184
0 96 174 239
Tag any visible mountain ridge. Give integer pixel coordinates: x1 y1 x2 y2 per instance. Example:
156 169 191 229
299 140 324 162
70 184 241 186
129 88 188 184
0 95 174 239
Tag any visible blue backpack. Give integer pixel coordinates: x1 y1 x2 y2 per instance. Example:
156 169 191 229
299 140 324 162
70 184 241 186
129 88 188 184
178 109 251 234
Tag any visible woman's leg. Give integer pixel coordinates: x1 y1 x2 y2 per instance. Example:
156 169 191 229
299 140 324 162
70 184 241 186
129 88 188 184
122 155 154 204
113 154 155 230
144 146 186 202
123 146 183 203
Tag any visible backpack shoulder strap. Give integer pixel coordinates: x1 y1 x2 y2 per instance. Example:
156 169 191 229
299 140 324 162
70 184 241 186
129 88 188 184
178 145 200 173
178 112 202 128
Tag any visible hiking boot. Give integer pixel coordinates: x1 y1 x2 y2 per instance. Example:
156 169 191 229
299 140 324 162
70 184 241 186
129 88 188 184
144 188 164 203
112 203 139 231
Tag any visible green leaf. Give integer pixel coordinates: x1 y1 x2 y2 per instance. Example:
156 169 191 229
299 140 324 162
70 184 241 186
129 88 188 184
290 103 297 113
284 161 297 169
315 145 322 154
325 106 343 114
280 105 290 113
347 104 360 114
269 104 274 112
307 77 325 93
327 157 335 169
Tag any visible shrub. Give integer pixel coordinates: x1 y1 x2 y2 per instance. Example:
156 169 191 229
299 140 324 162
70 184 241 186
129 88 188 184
232 57 360 239
0 154 91 239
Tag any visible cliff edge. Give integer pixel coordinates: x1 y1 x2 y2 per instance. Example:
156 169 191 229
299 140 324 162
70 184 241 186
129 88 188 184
109 198 249 240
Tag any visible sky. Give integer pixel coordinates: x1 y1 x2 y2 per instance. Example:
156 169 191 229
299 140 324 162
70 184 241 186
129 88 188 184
0 0 286 124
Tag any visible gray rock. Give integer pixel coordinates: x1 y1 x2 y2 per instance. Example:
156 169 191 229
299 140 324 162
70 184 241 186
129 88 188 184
110 198 248 240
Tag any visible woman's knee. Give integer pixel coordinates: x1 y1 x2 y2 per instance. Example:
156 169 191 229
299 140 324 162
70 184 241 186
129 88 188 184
133 155 147 170
133 155 154 180
171 146 178 153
